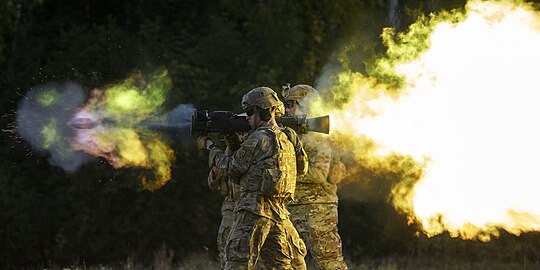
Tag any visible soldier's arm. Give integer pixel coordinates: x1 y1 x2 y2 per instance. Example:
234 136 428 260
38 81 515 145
207 137 241 192
301 143 332 184
207 167 222 190
208 135 260 178
294 140 308 177
327 155 348 184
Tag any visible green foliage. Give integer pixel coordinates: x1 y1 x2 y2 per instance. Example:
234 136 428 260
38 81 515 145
0 0 43 66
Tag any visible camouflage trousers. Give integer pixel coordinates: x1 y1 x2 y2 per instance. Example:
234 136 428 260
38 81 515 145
224 210 307 270
287 203 348 270
218 208 234 269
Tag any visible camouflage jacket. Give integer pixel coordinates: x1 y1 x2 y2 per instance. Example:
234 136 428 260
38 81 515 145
207 168 239 213
207 142 242 213
209 125 307 221
289 133 344 205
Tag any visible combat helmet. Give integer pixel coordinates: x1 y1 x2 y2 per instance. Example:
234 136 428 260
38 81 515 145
242 87 285 116
281 84 319 101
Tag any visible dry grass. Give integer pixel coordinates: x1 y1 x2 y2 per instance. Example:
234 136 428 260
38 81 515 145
56 245 220 270
40 249 539 270
345 256 540 270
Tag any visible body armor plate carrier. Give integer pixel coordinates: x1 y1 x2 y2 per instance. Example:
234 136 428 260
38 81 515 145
245 126 297 200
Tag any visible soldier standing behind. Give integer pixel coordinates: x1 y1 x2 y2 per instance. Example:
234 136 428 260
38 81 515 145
197 87 308 270
282 84 348 270
206 133 242 269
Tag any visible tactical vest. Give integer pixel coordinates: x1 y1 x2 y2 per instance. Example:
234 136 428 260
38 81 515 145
242 126 297 200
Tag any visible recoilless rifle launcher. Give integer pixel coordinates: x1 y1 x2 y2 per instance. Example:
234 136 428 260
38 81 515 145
191 109 330 135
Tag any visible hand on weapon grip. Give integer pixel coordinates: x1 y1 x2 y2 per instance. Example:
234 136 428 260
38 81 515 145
224 132 244 150
197 136 214 150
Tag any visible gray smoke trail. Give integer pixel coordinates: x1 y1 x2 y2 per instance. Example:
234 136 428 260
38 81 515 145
16 82 93 172
166 104 195 127
141 103 195 145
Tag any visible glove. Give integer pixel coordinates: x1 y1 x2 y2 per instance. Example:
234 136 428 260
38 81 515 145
224 132 244 151
197 136 213 150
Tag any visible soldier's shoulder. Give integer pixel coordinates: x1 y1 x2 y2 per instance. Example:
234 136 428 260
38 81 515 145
279 126 299 141
280 125 297 135
246 128 273 142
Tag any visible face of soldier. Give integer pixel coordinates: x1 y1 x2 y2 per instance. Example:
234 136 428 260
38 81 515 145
285 100 303 116
245 107 260 129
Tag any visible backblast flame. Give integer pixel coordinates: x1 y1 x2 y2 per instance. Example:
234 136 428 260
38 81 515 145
313 0 540 241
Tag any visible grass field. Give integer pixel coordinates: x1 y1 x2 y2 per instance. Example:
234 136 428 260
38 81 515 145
43 252 538 270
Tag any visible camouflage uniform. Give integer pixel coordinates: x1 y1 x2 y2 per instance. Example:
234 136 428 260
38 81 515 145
205 87 309 270
283 85 348 270
208 134 247 269
207 141 241 269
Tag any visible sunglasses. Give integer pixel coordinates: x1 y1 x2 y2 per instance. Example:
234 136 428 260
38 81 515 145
245 107 256 116
285 100 298 109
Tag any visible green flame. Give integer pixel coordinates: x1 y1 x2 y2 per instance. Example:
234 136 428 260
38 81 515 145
104 68 171 125
41 118 59 149
41 118 73 159
79 67 175 191
38 89 60 106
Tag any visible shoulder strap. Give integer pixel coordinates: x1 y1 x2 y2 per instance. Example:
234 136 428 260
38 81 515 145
279 126 297 147
259 128 280 160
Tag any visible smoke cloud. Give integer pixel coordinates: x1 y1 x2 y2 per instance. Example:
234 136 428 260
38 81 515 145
15 69 192 191
16 82 93 172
